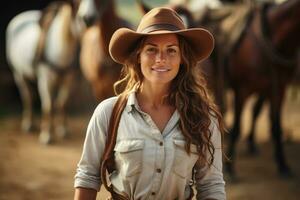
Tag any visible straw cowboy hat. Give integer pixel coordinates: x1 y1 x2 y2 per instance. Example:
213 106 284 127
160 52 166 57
109 7 214 64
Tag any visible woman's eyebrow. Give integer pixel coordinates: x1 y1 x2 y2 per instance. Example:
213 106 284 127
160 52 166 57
167 44 179 47
145 43 179 47
145 43 157 47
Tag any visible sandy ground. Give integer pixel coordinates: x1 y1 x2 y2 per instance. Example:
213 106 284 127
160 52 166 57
0 91 300 200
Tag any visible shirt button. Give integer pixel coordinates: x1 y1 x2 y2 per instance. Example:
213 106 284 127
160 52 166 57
151 192 156 195
156 168 161 173
159 142 163 146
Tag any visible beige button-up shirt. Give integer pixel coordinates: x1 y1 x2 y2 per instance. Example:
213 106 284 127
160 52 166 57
74 92 226 200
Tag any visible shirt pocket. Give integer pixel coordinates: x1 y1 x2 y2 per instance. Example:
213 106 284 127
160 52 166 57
114 139 144 178
173 139 199 179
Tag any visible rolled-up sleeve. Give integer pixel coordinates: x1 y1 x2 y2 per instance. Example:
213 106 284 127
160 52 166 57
195 118 226 200
74 99 114 191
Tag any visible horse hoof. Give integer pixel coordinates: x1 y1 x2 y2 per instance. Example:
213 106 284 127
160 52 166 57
224 162 238 180
279 167 293 179
21 121 35 133
246 145 260 156
225 162 233 173
39 131 53 145
225 173 240 183
56 126 68 139
224 164 240 183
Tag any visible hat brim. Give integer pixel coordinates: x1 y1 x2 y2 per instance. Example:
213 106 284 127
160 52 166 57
109 27 214 64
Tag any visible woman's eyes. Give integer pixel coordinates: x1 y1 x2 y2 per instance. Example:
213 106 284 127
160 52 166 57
146 47 157 53
145 47 178 54
167 48 178 54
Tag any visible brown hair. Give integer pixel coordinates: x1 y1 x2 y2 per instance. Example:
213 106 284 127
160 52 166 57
114 35 225 166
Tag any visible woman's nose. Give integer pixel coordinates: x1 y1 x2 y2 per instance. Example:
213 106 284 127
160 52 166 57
155 51 166 63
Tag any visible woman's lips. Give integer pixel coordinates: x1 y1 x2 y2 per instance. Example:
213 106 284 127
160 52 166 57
151 67 170 72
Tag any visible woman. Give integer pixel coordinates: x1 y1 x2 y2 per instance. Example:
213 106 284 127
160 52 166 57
74 7 226 200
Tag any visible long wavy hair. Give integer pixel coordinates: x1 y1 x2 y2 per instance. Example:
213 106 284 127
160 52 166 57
114 35 225 166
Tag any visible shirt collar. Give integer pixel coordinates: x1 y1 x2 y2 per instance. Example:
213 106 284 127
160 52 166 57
125 91 142 113
124 91 180 134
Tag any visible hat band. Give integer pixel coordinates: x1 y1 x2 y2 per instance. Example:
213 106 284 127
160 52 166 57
140 24 182 34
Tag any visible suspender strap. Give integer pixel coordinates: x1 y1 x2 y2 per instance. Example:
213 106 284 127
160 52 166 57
100 94 129 200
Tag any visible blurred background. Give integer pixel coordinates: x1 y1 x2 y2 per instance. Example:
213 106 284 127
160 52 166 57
0 0 299 199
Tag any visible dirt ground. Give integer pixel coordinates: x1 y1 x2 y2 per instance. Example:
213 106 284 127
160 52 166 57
0 90 300 200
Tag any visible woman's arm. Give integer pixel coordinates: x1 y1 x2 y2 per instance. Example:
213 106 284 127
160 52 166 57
194 118 226 200
74 99 116 197
74 187 97 200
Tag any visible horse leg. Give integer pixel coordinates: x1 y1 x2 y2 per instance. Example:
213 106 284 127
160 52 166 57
37 64 55 144
247 95 265 155
225 88 247 178
13 72 34 132
54 71 74 139
269 86 292 177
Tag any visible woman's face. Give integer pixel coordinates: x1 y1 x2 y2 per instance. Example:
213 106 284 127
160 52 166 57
139 33 181 87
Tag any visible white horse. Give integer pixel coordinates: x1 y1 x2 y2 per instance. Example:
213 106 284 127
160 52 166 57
6 1 80 144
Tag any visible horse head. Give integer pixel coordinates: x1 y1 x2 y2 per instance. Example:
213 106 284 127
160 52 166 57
75 0 111 28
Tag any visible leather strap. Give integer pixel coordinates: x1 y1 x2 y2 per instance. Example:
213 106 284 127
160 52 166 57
100 94 129 199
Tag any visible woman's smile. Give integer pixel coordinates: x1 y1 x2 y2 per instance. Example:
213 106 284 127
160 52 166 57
151 66 171 72
139 34 181 86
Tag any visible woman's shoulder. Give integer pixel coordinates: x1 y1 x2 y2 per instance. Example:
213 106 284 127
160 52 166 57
209 114 218 126
93 96 118 117
209 113 222 147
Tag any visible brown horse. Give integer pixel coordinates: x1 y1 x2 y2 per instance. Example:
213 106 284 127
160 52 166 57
76 0 132 101
224 0 300 178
